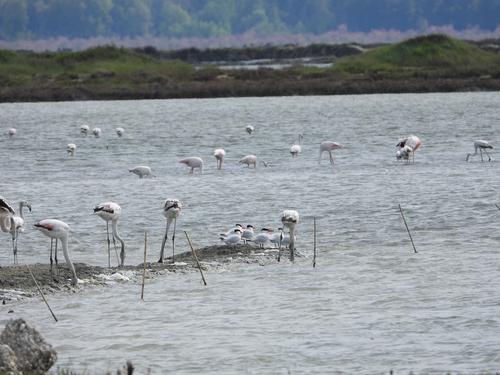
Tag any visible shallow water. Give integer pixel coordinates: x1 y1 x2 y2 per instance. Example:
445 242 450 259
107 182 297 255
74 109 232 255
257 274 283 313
1 92 500 373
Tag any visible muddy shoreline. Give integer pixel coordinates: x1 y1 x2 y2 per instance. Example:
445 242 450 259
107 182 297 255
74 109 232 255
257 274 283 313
0 244 283 303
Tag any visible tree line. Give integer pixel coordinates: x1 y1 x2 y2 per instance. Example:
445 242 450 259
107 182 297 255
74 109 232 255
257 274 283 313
1 0 499 41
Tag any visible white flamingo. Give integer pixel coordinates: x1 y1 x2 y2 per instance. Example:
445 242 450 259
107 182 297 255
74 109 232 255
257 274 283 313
466 140 493 162
8 128 16 137
9 201 31 264
80 125 90 136
34 219 78 286
0 196 15 233
246 125 254 134
129 165 153 178
92 127 102 138
396 135 421 163
179 157 203 174
239 155 257 168
280 210 299 261
319 141 343 164
94 202 125 267
290 134 303 157
159 199 182 263
116 127 124 137
214 148 226 170
67 143 76 156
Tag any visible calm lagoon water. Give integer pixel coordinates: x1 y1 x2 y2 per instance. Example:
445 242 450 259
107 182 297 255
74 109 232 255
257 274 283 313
1 92 499 373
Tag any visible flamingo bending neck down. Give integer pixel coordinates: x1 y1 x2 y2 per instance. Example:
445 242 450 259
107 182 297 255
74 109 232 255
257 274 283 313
246 125 254 134
34 219 78 285
290 134 303 157
179 157 203 174
159 199 182 263
466 140 493 162
67 143 76 156
129 165 152 178
280 210 299 262
319 141 343 164
9 201 31 264
8 128 16 137
116 127 124 137
80 125 90 136
92 127 102 138
214 148 226 170
94 202 125 267
239 155 257 168
396 135 421 163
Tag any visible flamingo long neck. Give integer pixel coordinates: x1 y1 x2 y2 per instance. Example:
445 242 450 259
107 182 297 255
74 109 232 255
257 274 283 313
18 202 25 220
112 219 125 266
61 234 78 286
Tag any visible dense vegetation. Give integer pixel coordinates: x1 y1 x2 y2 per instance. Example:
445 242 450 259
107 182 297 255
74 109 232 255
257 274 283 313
0 35 499 102
0 0 499 41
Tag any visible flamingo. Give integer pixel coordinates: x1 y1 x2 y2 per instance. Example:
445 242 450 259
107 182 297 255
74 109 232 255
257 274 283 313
466 140 493 162
159 199 182 263
116 127 124 137
67 143 76 156
8 128 16 137
254 228 272 248
0 196 15 233
214 149 226 170
129 165 152 178
80 125 90 136
396 135 421 163
93 202 125 267
280 210 299 261
34 219 78 286
92 127 102 138
241 225 255 244
179 157 203 174
319 141 343 164
246 125 254 134
239 155 257 168
9 201 31 264
222 228 242 247
290 134 303 157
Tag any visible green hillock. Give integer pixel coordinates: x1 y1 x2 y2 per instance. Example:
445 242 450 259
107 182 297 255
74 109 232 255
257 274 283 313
333 34 500 78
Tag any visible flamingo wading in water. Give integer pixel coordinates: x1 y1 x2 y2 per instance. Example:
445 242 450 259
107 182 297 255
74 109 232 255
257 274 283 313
159 199 182 263
179 157 203 174
116 127 124 137
94 202 125 267
396 135 422 163
214 148 226 170
290 134 303 157
319 141 343 164
239 155 257 168
466 140 493 162
9 201 31 264
281 210 299 262
67 143 76 156
34 219 78 285
129 165 153 178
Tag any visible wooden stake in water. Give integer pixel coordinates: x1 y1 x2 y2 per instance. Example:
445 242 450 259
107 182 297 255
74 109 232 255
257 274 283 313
141 231 147 301
27 265 58 322
184 231 207 286
495 203 500 211
398 204 418 254
313 217 317 268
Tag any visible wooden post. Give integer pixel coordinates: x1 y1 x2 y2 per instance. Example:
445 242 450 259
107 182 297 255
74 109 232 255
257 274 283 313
27 265 58 322
398 204 418 254
141 231 147 301
495 203 500 211
184 231 207 286
313 217 317 268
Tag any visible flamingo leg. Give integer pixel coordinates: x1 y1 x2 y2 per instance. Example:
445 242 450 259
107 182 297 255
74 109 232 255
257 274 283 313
11 232 16 264
159 221 169 263
106 221 111 268
50 238 54 277
480 148 484 162
329 151 334 165
172 218 177 264
111 234 120 267
484 149 492 161
14 230 19 264
55 239 59 276
277 235 282 262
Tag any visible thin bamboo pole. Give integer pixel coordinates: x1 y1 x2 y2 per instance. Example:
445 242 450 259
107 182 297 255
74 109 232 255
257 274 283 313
27 265 58 322
313 217 317 268
398 204 418 254
184 231 207 286
141 231 147 301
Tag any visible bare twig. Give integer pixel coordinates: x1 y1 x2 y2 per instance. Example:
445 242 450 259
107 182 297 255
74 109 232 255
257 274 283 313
313 217 317 268
398 204 418 254
27 265 58 322
184 231 207 286
141 231 147 301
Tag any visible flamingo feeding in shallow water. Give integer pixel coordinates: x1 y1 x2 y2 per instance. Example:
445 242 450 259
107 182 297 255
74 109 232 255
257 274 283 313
466 140 493 162
280 210 299 261
67 143 76 156
239 155 257 168
34 219 78 285
246 125 254 134
129 165 152 178
115 127 124 137
290 134 303 157
159 199 182 263
8 128 16 137
179 157 203 174
214 148 226 170
94 202 125 267
92 127 102 138
80 125 89 136
319 141 343 164
396 135 421 163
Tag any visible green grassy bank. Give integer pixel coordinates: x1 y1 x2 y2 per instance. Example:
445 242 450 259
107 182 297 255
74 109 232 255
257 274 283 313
0 34 499 102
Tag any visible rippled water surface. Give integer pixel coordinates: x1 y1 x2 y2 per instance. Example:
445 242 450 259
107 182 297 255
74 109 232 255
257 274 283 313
1 93 500 374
